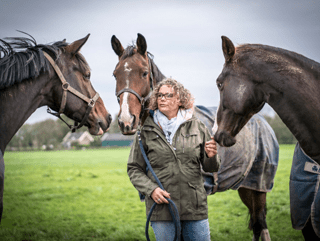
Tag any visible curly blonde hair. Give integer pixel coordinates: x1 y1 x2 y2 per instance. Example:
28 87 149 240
148 78 195 110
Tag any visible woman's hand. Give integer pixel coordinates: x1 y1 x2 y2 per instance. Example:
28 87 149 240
151 187 171 204
205 136 218 158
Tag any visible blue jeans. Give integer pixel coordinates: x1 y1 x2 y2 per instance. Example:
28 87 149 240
151 219 210 241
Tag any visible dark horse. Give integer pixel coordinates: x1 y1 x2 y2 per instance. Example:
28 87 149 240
111 34 279 241
214 36 320 240
0 33 112 222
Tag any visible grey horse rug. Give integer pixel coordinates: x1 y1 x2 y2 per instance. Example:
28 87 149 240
0 150 4 204
290 142 320 237
194 105 279 195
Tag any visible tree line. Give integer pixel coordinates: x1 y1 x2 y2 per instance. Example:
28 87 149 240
7 114 121 151
7 113 295 151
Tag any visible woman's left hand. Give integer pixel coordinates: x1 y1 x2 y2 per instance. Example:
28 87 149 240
205 137 218 158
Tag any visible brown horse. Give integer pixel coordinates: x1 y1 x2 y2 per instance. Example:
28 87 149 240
0 33 112 222
214 36 320 240
111 33 279 241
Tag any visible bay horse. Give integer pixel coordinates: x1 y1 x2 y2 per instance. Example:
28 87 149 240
0 32 112 222
214 36 320 240
111 33 279 241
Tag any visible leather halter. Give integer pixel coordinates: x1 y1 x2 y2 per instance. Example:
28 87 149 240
43 51 100 132
115 58 154 120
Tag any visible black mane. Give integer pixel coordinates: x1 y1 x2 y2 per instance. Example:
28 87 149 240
149 58 166 84
0 33 67 89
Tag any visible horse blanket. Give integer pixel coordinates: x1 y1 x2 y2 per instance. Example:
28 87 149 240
290 143 320 237
194 105 279 195
0 149 4 202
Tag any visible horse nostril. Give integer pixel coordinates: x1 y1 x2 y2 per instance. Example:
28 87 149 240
125 125 131 132
118 120 123 130
107 114 112 123
131 115 136 129
214 131 236 147
213 132 221 145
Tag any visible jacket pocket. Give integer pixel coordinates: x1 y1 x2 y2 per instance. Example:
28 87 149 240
188 182 200 209
144 131 167 168
180 133 201 170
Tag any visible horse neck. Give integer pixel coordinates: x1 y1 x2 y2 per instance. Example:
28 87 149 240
0 75 50 153
261 64 320 163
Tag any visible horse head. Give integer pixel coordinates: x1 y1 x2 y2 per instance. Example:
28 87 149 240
214 36 265 147
111 33 154 135
47 35 112 135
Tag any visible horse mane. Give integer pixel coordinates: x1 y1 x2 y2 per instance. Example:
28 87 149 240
236 44 320 77
149 57 166 84
0 33 89 90
121 44 166 84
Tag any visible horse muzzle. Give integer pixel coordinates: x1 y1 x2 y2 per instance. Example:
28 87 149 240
118 114 138 135
87 112 112 136
214 130 237 147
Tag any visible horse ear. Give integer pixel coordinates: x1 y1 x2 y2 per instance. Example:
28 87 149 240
66 34 90 55
136 33 147 56
111 35 124 57
221 36 235 62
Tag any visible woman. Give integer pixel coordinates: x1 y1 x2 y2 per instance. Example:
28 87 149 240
127 78 220 241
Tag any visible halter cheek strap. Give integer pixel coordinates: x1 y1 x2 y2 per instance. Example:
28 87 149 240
43 51 100 132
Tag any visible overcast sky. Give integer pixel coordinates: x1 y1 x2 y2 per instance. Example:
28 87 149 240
1 0 320 124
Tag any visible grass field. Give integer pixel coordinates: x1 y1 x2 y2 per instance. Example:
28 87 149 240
0 145 303 240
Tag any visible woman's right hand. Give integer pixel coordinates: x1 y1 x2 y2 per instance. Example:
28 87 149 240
151 187 171 204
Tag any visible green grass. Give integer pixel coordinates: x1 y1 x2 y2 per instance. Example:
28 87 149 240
0 145 303 240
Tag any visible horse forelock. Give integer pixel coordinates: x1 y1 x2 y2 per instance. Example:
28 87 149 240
121 45 137 60
119 44 164 85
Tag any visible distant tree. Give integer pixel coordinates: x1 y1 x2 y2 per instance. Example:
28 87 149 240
7 117 74 150
264 114 296 144
7 124 33 150
90 136 102 147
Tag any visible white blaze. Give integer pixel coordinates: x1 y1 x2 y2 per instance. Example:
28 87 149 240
124 62 131 88
120 92 134 123
120 62 134 124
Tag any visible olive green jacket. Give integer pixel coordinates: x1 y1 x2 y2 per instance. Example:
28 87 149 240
127 112 220 221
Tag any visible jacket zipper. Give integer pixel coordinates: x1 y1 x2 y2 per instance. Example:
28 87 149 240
182 135 185 153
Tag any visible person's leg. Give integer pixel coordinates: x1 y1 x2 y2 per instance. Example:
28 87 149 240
181 219 211 241
151 221 176 241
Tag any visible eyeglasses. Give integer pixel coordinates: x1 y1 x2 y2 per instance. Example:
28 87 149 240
157 93 174 99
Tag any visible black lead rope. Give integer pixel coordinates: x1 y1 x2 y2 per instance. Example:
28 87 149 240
137 130 181 241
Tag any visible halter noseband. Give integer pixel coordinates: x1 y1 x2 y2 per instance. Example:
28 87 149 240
43 51 100 133
115 57 154 120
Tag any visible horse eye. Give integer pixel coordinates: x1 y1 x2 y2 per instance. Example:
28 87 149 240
84 73 91 80
142 71 148 78
217 83 222 89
